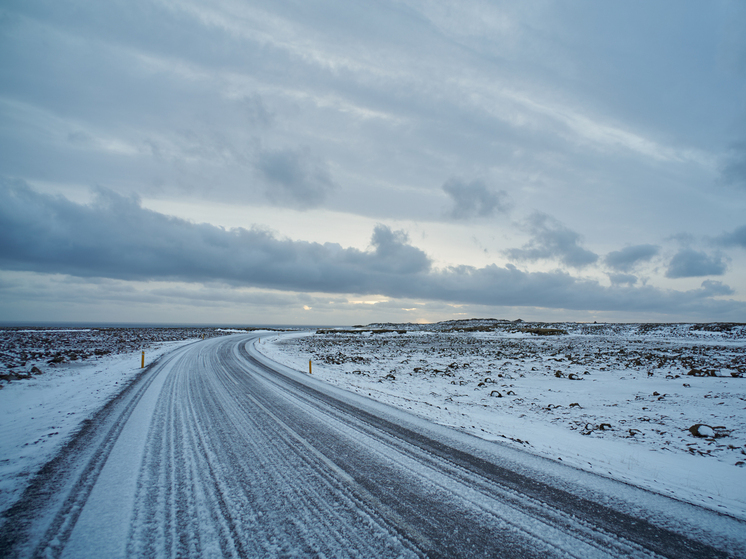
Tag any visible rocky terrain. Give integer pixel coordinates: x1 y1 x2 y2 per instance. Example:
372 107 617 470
262 319 746 471
0 327 273 385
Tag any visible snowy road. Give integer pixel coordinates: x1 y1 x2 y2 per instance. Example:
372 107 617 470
2 334 744 558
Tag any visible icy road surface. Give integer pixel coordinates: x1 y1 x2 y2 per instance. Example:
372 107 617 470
1 334 744 558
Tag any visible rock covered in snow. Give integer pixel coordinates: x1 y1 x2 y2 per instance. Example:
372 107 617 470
689 424 716 438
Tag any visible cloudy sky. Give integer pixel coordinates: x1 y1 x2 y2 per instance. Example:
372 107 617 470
1 0 746 325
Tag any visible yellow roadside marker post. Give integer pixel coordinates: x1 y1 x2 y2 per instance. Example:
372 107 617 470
141 351 145 368
309 359 312 374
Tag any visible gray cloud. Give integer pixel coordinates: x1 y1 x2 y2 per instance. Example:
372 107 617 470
1 0 742 236
0 180 741 318
608 273 637 286
442 178 509 219
716 225 746 249
241 94 274 129
721 141 746 187
408 263 740 318
604 244 659 272
699 280 734 297
665 249 727 278
0 179 423 293
257 147 337 209
505 213 598 268
368 225 431 274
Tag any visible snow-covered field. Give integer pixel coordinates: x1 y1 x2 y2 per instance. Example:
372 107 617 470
0 327 244 516
256 319 746 519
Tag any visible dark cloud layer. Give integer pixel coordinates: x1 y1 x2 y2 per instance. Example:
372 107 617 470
505 213 598 268
717 225 746 249
604 244 659 272
700 280 734 296
0 180 741 318
665 249 727 278
442 178 509 220
0 179 424 294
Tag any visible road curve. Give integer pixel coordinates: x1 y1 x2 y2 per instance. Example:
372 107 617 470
1 333 744 558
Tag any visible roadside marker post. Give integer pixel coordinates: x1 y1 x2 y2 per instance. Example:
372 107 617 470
141 351 145 368
309 359 312 374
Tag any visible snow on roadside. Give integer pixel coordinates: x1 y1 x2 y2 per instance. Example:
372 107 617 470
257 326 746 519
0 339 195 516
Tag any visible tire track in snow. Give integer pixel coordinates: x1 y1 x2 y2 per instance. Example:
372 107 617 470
0 345 192 558
236 346 621 558
243 367 653 558
241 338 745 559
126 338 421 558
3 334 744 558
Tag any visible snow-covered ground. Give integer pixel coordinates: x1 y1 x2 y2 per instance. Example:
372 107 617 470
2 321 744 528
0 327 243 516
256 320 746 519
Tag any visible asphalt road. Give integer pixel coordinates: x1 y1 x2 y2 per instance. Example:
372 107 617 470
1 334 744 558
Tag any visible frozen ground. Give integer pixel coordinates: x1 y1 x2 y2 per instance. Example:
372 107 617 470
0 327 245 516
257 319 746 519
